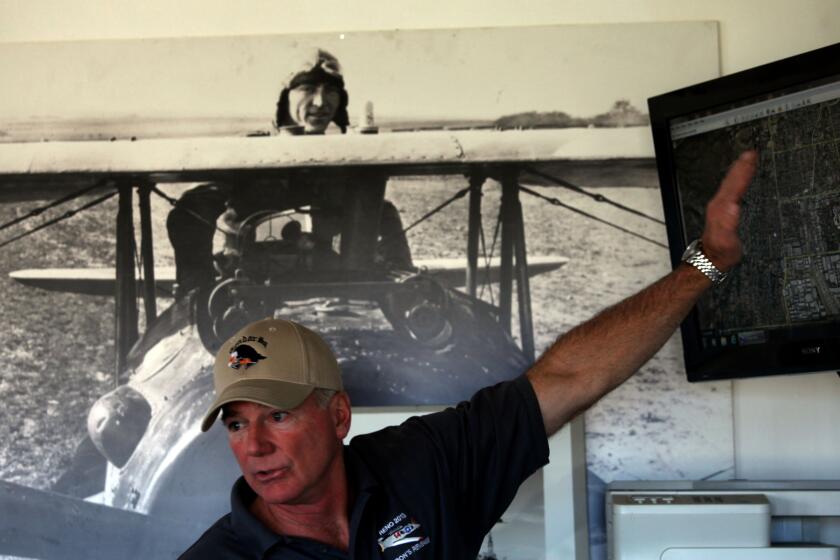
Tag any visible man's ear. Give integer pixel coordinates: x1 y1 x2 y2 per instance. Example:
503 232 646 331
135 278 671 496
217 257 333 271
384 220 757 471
274 88 291 128
333 88 349 133
330 391 352 440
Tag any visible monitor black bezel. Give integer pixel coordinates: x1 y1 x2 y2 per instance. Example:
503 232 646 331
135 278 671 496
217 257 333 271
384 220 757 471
648 42 840 382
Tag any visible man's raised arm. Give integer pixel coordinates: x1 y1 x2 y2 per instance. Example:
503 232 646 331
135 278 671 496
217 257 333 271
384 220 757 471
527 151 757 436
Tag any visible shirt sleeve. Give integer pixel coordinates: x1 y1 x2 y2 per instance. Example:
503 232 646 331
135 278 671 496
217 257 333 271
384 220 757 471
395 375 550 540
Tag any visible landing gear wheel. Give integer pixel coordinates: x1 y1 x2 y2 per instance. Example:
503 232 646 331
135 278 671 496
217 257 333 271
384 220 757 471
381 275 454 350
207 278 260 344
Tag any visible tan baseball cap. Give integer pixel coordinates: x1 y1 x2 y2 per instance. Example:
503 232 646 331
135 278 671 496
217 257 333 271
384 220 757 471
201 318 343 431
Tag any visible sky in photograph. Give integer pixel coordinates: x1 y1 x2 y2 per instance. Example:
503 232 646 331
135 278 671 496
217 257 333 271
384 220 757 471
0 22 718 123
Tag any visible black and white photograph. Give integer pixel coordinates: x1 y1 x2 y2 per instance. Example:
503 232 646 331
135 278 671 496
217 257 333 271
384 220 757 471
1 21 725 559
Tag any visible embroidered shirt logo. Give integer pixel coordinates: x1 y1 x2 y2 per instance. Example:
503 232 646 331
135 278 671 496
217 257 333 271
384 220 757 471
378 521 421 551
228 344 266 370
377 513 429 556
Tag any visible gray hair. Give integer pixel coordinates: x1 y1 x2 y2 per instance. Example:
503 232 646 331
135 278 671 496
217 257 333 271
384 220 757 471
313 388 338 409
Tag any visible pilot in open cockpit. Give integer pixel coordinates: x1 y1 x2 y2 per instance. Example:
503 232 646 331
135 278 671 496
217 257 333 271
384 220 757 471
166 48 412 297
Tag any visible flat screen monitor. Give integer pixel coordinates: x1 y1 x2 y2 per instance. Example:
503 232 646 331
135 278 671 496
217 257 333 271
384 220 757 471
649 42 840 382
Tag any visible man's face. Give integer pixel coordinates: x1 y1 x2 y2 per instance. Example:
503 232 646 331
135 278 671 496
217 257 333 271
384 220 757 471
287 82 341 134
222 392 350 505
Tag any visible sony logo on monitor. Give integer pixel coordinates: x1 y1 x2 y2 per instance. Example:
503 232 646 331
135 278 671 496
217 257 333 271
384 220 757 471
801 346 822 356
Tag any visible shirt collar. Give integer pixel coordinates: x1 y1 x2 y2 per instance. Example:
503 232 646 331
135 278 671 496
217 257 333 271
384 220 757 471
229 477 284 555
343 444 380 494
228 445 380 555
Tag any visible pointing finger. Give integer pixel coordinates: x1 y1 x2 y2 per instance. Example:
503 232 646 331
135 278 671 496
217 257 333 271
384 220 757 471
701 151 757 271
715 150 757 205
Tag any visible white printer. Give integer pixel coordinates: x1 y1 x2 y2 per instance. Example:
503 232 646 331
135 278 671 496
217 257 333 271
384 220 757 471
607 481 840 560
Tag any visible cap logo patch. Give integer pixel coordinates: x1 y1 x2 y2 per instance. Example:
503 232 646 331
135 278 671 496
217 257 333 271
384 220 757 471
228 344 267 370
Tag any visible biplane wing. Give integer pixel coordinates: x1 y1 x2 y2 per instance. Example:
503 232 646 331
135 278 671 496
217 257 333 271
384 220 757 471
8 256 569 297
0 479 201 560
0 127 656 202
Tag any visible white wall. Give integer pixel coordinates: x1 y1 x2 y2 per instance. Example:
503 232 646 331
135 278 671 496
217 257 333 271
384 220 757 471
734 372 840 479
1 0 837 78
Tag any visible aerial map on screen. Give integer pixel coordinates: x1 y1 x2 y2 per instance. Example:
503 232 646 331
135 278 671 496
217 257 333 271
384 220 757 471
670 80 840 347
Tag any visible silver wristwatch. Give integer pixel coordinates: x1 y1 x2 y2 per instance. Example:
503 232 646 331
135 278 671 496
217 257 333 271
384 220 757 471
681 239 727 284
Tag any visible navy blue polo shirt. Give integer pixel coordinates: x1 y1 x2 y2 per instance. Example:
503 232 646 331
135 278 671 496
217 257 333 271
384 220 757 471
179 375 549 559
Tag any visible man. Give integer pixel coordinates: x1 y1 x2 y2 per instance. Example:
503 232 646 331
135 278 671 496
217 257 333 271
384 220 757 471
167 49 411 297
179 151 757 559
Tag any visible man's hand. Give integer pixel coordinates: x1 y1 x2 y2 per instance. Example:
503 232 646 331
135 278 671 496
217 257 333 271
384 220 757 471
702 150 757 272
527 151 757 436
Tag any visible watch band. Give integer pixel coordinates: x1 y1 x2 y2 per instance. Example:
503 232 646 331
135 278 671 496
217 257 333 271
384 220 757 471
682 239 727 284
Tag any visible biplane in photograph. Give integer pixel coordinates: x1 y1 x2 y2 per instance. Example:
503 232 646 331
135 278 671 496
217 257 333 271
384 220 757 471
0 126 655 559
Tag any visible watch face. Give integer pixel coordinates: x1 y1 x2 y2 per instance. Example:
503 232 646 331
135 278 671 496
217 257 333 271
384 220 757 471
681 239 701 261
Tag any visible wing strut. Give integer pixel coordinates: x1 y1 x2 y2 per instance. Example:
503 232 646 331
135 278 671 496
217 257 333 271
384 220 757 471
498 168 535 361
114 183 138 381
513 183 535 362
137 184 157 323
499 173 516 333
465 172 484 299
